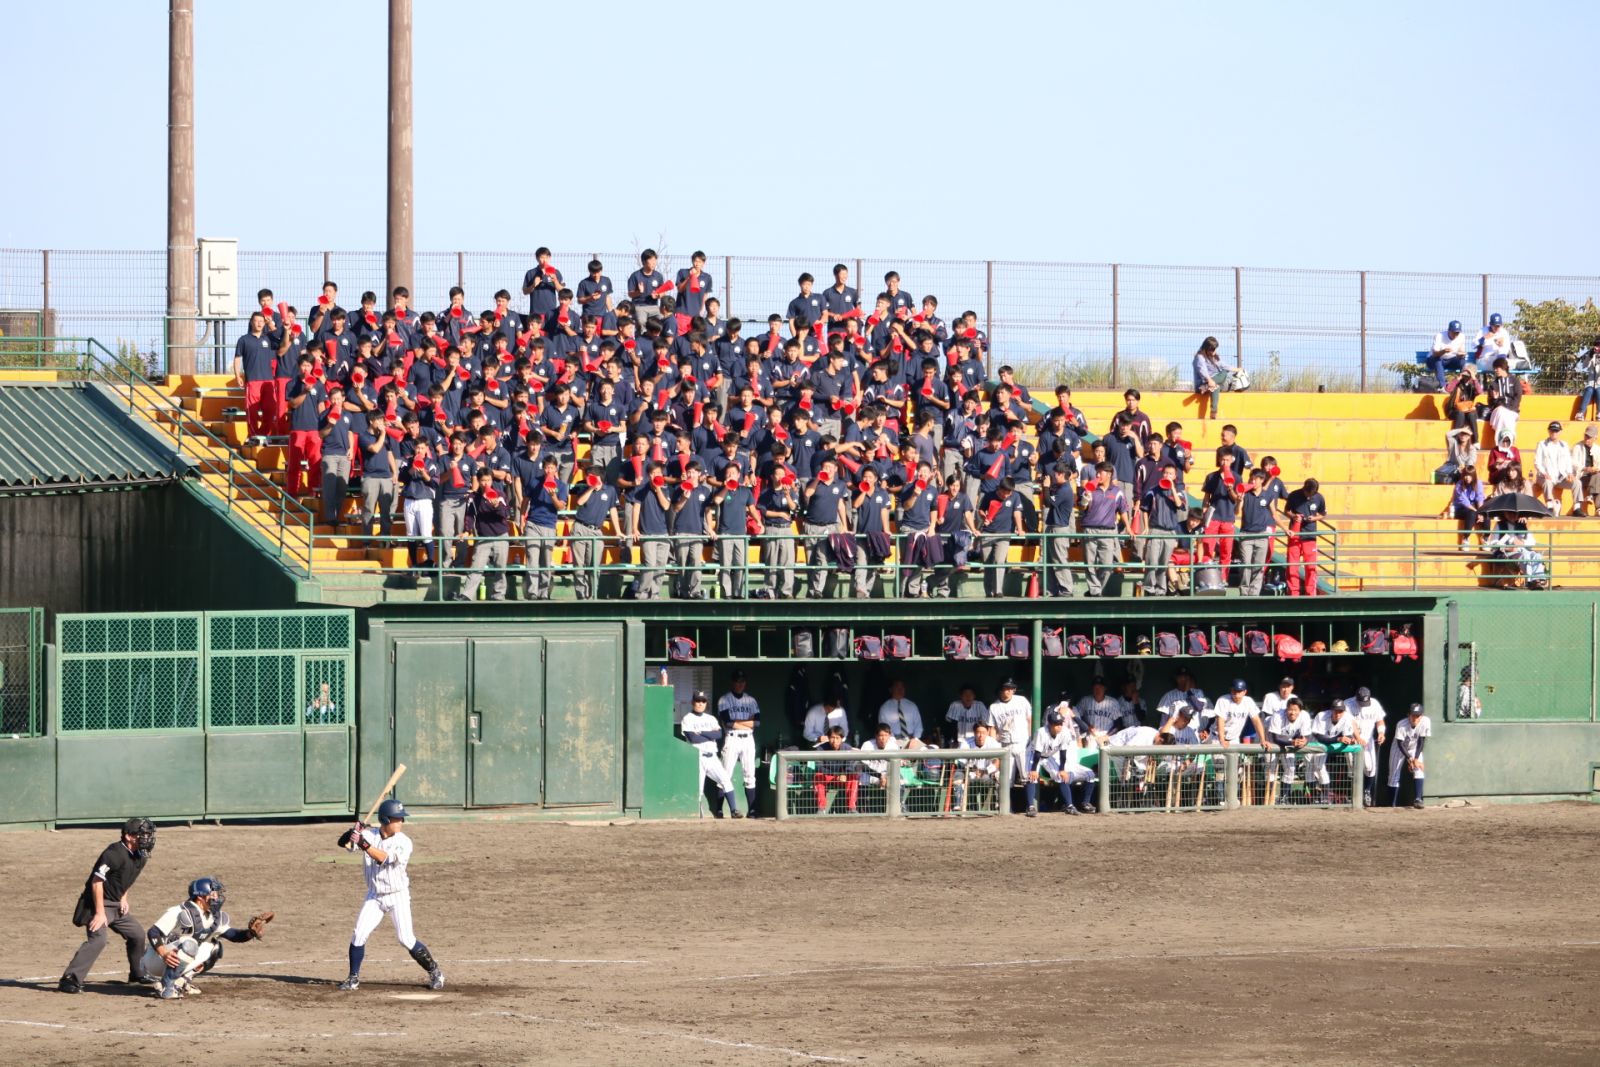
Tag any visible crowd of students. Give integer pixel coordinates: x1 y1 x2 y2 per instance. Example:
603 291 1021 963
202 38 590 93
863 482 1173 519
231 253 1330 600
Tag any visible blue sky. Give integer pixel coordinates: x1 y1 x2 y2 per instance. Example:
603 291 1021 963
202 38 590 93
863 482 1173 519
2 0 1596 275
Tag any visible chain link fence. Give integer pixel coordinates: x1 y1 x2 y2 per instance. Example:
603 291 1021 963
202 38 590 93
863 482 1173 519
4 247 1596 390
57 614 202 732
0 608 43 737
773 748 1015 818
1098 744 1365 812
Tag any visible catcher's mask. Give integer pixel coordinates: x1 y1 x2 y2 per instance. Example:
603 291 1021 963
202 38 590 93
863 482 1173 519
124 817 156 856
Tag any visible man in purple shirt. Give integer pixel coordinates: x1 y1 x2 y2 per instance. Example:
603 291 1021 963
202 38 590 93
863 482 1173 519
1080 461 1131 597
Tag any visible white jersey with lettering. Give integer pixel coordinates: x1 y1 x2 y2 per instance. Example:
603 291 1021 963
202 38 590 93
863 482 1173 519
359 827 413 897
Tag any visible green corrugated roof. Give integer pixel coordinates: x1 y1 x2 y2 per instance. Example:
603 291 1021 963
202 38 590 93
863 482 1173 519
0 383 176 489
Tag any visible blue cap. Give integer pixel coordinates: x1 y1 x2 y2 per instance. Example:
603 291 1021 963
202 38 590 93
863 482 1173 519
1046 710 1066 725
1489 312 1503 327
1231 678 1248 691
1448 320 1462 333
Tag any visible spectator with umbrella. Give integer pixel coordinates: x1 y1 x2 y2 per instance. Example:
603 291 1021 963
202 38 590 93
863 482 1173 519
1481 489 1551 590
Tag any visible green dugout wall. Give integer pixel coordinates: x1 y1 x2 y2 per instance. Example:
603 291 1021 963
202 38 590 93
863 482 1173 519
3 593 1600 828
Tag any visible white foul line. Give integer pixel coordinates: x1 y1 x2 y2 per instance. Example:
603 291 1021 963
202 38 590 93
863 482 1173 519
0 1018 402 1040
705 938 1600 982
474 1009 852 1064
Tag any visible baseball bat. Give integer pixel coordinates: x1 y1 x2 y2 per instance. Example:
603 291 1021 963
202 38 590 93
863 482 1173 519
347 764 408 851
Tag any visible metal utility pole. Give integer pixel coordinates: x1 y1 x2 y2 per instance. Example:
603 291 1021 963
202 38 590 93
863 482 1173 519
387 0 414 299
166 0 196 375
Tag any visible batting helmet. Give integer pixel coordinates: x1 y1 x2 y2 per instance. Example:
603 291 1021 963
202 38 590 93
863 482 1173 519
1448 320 1462 334
124 817 157 855
188 877 226 907
377 798 408 824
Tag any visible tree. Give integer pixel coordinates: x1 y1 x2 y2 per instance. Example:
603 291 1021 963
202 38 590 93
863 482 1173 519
1513 297 1600 391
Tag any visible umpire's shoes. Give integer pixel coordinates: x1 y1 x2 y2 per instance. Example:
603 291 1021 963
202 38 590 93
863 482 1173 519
57 977 82 995
427 968 445 991
1025 804 1038 818
338 975 361 991
129 972 160 987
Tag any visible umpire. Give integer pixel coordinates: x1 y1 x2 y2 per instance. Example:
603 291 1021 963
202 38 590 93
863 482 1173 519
58 817 157 993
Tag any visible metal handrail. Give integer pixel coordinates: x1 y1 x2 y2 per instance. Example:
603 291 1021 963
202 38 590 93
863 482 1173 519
69 338 316 577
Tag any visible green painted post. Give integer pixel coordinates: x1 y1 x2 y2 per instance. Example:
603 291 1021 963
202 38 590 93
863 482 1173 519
641 683 701 818
1030 617 1043 732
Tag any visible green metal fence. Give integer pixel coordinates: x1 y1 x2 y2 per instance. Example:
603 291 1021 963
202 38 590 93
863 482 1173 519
56 610 353 734
57 613 202 732
0 608 44 737
207 610 354 728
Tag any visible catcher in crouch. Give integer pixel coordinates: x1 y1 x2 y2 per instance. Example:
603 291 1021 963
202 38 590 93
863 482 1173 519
145 877 273 999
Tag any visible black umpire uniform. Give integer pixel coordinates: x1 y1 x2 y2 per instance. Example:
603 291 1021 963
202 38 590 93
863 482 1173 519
59 817 156 993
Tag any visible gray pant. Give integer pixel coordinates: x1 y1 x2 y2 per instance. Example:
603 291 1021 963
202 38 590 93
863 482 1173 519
1084 529 1119 595
638 538 670 599
321 453 351 523
1238 531 1271 597
589 442 620 474
1045 524 1076 596
717 536 748 599
979 534 1012 595
854 540 880 599
1143 532 1177 596
460 537 509 600
764 533 796 597
570 521 604 600
62 910 147 985
901 530 932 597
674 538 706 598
940 449 965 484
523 524 557 600
361 477 395 537
803 522 839 598
437 498 469 567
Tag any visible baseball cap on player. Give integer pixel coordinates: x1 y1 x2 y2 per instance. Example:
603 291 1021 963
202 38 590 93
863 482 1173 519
1279 677 1295 688
377 798 407 824
1409 702 1424 716
1231 679 1248 692
998 678 1017 691
729 669 746 682
692 691 709 702
1356 686 1372 701
1046 710 1066 725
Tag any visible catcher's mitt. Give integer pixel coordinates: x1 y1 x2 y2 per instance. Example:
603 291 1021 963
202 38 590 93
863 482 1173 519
247 912 276 940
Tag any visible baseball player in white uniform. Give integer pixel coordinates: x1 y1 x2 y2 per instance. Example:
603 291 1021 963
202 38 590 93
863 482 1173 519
335 798 444 991
860 723 903 804
1344 686 1388 806
682 691 742 819
944 684 988 747
1106 723 1161 792
1211 680 1267 804
1388 702 1431 809
986 678 1034 791
1264 694 1312 804
1024 709 1096 816
952 721 1003 811
1310 700 1361 804
716 671 761 817
144 877 269 999
1156 670 1211 737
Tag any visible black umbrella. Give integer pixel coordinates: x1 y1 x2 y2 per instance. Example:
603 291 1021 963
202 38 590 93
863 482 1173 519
1482 492 1551 517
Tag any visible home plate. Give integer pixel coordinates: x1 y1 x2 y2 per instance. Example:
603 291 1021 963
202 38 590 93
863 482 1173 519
388 992 443 1001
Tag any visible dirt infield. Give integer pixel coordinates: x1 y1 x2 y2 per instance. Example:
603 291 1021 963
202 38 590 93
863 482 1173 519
2 803 1597 1066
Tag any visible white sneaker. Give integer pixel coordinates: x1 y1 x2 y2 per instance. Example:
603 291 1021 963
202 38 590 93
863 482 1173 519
427 968 445 991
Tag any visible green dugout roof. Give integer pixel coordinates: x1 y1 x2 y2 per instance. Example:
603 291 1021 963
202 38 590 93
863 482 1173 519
0 383 176 490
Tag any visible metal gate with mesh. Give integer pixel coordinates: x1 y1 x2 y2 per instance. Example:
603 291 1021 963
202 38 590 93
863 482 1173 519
0 608 43 737
52 609 356 821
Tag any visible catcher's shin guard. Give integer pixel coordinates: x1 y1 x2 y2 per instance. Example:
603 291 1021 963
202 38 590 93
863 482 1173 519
408 941 438 973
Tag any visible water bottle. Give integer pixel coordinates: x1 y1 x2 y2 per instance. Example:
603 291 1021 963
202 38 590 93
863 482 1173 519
657 666 669 686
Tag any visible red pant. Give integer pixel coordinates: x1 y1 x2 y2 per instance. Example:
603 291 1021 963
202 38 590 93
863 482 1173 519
242 379 275 438
1201 520 1235 570
814 773 858 814
270 378 290 435
1287 537 1319 596
285 430 323 497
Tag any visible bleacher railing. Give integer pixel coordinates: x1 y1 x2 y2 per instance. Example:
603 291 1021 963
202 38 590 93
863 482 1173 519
3 336 316 578
3 246 1597 390
1097 743 1365 812
772 748 1015 819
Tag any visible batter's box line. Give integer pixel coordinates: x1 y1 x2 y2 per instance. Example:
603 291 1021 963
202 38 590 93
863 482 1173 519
703 939 1600 982
0 1018 403 1041
474 1009 853 1064
7 956 648 983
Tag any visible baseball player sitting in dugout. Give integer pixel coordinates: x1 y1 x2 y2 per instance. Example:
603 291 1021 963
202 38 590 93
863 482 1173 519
145 877 274 999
